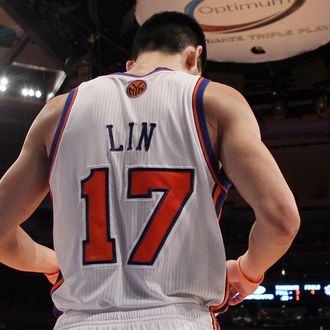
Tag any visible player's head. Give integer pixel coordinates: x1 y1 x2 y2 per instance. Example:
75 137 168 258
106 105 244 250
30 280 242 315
130 11 207 75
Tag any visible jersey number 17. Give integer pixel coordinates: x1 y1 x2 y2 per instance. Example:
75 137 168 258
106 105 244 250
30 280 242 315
81 167 195 266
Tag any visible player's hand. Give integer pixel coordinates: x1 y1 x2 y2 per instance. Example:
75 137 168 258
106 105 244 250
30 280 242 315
44 270 60 285
226 258 264 306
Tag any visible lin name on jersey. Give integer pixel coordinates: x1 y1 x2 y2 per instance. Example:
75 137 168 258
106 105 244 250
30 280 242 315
107 122 157 152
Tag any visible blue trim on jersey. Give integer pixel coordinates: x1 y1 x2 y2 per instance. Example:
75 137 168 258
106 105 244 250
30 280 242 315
51 271 64 318
211 277 230 315
219 167 231 190
195 79 231 190
112 67 173 78
215 190 226 217
53 305 63 318
47 88 76 175
211 184 227 220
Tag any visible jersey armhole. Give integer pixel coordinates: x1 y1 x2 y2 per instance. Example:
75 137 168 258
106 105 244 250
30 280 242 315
192 77 231 192
47 88 79 180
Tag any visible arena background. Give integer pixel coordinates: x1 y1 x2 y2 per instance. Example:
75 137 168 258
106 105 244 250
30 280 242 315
0 1 329 329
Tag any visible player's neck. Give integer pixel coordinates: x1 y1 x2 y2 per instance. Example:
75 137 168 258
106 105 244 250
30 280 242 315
126 51 189 75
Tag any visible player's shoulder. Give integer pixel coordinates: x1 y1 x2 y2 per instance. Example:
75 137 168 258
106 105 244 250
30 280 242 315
48 92 69 106
41 93 69 121
204 81 247 105
30 93 70 148
204 80 252 116
203 80 256 131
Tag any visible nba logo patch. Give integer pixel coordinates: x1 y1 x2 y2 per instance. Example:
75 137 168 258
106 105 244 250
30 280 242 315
127 80 147 98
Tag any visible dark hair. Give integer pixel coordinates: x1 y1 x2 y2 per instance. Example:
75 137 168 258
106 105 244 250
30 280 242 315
131 11 207 73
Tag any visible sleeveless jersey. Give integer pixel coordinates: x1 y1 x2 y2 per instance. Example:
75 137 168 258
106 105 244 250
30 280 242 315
48 68 231 324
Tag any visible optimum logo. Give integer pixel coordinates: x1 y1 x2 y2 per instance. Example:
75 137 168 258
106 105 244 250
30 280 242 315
185 0 306 33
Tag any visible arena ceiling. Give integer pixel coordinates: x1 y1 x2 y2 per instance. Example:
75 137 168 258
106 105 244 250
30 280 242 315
1 1 329 112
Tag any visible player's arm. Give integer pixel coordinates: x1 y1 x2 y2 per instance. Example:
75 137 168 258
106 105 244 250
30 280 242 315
204 82 300 304
0 96 66 275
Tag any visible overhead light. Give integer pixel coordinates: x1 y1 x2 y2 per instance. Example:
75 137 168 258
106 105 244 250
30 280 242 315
273 100 287 118
0 77 8 92
0 77 8 85
21 88 43 99
314 95 328 118
47 92 54 100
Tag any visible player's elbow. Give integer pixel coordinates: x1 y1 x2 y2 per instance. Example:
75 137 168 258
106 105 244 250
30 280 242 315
276 206 300 243
257 199 300 244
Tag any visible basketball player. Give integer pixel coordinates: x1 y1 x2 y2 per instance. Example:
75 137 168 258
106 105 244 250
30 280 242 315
0 12 300 330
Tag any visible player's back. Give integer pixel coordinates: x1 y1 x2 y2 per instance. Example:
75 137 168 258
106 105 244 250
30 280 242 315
49 68 231 329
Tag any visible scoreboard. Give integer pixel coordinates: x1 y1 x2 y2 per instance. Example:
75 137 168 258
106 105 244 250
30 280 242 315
245 283 330 302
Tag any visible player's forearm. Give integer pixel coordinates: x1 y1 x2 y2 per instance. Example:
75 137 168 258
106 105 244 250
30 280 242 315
0 226 59 274
240 213 300 282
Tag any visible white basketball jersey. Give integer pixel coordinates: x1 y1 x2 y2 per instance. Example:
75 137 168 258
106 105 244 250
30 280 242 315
48 68 231 325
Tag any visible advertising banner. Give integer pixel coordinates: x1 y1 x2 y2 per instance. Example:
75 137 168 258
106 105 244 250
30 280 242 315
135 0 330 63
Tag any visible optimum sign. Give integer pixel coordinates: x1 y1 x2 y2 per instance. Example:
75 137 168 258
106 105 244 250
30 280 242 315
185 0 305 33
135 0 330 63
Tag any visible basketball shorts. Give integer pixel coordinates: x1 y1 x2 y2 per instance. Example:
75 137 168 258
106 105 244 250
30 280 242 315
53 303 220 330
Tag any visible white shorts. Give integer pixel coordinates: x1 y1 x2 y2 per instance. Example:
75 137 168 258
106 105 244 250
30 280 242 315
53 304 220 330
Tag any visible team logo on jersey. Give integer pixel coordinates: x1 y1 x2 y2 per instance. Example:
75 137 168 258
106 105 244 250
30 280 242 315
127 80 147 98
